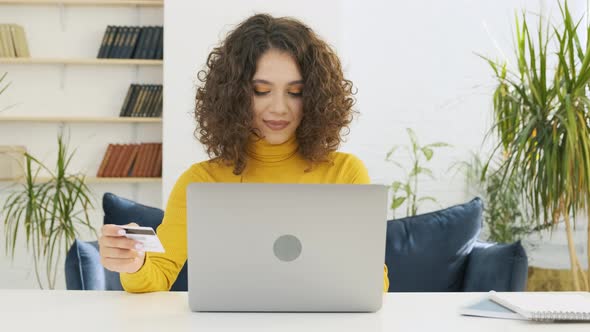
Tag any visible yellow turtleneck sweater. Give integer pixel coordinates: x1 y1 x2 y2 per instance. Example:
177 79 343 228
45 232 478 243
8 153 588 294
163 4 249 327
121 136 390 293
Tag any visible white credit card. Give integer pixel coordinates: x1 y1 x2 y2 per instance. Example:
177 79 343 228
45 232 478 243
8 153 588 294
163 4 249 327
120 225 165 253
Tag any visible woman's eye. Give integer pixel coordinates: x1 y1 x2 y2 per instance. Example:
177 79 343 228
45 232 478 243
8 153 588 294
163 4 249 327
288 91 303 97
254 90 270 96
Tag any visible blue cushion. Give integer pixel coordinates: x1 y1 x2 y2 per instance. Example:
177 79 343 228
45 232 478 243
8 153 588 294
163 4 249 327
103 192 164 229
385 197 483 292
65 240 105 290
462 240 528 292
102 192 188 291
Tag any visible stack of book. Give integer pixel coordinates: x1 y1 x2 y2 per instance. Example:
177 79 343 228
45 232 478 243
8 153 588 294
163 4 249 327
120 84 162 117
97 143 162 178
0 24 30 57
97 25 163 59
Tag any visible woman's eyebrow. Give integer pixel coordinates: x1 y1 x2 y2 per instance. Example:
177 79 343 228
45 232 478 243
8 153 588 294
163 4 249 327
252 79 304 85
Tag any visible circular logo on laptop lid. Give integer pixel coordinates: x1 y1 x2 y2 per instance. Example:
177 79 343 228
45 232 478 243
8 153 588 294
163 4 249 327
273 234 302 262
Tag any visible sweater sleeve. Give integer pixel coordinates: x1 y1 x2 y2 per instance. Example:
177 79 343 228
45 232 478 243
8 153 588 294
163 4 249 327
120 166 196 293
340 153 390 292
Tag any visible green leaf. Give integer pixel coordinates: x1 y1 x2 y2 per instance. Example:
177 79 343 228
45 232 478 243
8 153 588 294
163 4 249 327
418 196 437 203
421 147 433 161
409 167 434 179
406 128 418 151
425 142 451 148
385 146 399 161
391 197 406 210
390 181 404 192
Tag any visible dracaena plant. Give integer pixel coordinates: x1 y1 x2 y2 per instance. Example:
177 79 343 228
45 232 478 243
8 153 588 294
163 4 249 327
480 1 590 290
453 152 552 244
1 133 96 289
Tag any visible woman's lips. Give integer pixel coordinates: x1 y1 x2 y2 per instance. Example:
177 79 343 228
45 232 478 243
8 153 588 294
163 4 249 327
263 120 290 131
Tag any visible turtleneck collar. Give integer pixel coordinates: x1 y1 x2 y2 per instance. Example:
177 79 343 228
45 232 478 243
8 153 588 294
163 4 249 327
246 134 299 163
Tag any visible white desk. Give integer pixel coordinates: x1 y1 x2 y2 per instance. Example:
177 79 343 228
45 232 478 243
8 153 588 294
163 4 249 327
0 290 588 331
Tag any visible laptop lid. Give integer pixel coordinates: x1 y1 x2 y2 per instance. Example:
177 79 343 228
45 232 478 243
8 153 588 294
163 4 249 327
187 183 388 312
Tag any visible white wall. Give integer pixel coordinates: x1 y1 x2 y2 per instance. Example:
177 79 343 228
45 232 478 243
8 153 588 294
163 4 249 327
163 0 343 200
165 0 588 270
0 5 163 288
0 0 587 289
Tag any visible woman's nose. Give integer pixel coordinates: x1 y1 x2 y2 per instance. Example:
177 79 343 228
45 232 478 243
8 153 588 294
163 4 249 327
270 93 289 115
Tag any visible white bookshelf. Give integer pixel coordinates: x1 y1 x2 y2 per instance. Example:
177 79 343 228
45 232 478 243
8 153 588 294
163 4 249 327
0 58 162 66
0 0 163 6
4 176 162 184
0 116 162 123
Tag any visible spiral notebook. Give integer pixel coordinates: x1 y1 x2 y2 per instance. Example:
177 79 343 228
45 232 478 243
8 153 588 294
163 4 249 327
487 291 590 322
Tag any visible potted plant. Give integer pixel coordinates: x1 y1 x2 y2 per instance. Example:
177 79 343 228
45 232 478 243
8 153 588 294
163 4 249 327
481 2 590 290
453 152 551 243
1 133 96 289
386 128 450 218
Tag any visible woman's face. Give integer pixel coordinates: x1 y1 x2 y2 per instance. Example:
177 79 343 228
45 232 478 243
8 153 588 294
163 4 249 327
251 49 304 145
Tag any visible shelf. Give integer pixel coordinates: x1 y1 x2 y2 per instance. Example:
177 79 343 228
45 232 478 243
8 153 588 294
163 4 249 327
86 177 161 184
0 58 162 66
0 116 162 123
5 176 161 184
0 0 163 6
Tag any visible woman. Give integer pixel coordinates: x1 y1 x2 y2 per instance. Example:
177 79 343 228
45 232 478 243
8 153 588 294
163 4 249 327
99 13 389 293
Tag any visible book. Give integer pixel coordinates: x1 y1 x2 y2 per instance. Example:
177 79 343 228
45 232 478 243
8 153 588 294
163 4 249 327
138 143 153 177
14 25 30 57
137 143 153 177
123 85 140 117
118 84 162 118
146 143 160 177
96 25 162 59
131 27 146 59
111 26 127 59
97 25 112 58
121 144 140 177
153 85 163 117
490 291 590 321
137 26 154 59
0 25 14 57
153 144 162 177
8 25 19 57
97 144 114 177
130 143 148 177
459 298 523 320
102 26 117 58
119 84 136 117
140 85 155 117
155 26 163 59
147 26 160 59
461 291 590 322
148 85 161 117
117 144 134 177
124 27 141 59
120 26 135 59
130 86 147 117
104 144 119 177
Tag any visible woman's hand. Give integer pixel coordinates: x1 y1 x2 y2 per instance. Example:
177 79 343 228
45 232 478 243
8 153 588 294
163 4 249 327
99 222 146 274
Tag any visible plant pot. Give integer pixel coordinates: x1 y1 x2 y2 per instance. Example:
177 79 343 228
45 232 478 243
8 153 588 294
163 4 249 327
527 266 589 291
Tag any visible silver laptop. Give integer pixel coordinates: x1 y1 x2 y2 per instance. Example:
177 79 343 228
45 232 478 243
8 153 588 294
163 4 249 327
186 183 388 312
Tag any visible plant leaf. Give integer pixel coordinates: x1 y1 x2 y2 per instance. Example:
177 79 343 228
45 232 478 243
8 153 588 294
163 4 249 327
391 197 406 210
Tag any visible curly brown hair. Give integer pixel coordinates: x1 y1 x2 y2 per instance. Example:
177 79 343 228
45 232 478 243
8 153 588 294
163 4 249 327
195 13 356 175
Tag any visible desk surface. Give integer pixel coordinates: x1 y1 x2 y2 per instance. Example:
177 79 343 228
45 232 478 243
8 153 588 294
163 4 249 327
0 290 588 331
